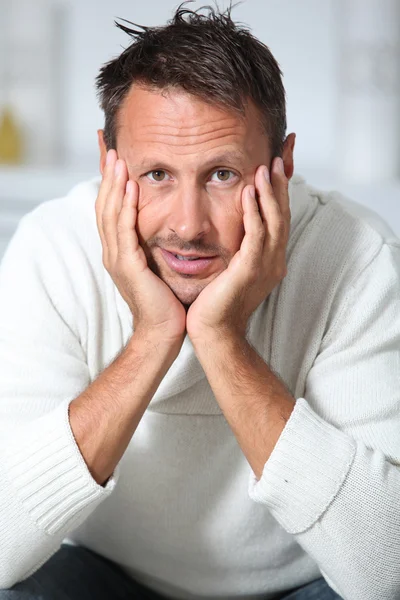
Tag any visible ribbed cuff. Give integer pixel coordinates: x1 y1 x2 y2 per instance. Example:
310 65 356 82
248 397 356 534
2 400 120 536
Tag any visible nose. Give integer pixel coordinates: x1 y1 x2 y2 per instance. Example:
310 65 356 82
167 182 212 242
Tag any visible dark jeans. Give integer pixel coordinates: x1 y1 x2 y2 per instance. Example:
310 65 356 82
1 543 343 599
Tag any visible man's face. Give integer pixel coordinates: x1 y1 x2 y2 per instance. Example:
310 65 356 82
100 86 292 307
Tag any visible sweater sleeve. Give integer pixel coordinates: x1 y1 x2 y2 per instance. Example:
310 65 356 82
248 241 400 600
0 212 121 589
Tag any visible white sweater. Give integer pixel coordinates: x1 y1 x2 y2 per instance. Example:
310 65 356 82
0 174 399 600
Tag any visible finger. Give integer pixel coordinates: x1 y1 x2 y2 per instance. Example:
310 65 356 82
117 179 141 262
240 184 265 263
254 164 273 224
102 158 128 265
95 149 117 251
255 164 286 246
261 160 290 280
270 157 291 225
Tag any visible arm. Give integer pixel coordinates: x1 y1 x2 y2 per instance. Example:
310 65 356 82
193 241 400 600
69 331 179 487
0 213 177 589
191 330 295 481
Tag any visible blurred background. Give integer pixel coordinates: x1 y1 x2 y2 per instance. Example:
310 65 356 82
0 0 399 258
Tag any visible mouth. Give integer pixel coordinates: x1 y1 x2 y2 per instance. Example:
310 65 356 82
160 248 218 275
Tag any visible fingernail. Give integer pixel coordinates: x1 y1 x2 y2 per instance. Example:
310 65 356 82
249 185 255 198
263 166 270 182
106 150 112 165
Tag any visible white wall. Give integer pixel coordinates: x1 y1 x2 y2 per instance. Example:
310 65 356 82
63 0 336 171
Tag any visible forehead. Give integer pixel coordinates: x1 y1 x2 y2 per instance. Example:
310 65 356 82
116 85 265 157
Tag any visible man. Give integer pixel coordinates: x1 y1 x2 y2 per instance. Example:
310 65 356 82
0 3 399 600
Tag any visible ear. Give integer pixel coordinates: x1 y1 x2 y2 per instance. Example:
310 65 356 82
282 133 296 180
97 129 108 176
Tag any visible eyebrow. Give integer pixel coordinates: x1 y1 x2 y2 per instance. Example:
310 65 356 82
126 150 247 173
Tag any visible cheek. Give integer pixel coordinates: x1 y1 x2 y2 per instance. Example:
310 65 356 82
136 207 160 242
135 206 162 247
217 207 245 253
135 184 162 237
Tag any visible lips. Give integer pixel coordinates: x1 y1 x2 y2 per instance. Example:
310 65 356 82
164 249 216 259
160 248 217 275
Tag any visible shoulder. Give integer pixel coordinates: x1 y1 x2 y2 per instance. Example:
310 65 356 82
283 177 400 330
300 178 399 247
7 177 105 309
290 176 399 287
320 187 398 246
24 176 100 232
17 177 102 262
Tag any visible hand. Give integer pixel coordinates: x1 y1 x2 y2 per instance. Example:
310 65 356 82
186 158 291 342
95 149 187 346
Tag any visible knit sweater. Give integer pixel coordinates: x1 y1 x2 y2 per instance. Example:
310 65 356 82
0 174 399 600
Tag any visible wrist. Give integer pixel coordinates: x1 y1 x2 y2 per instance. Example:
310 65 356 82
189 325 245 350
130 327 185 358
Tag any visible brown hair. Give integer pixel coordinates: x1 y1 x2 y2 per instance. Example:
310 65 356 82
95 1 287 157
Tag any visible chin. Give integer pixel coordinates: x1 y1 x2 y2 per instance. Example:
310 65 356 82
146 251 213 305
167 278 205 307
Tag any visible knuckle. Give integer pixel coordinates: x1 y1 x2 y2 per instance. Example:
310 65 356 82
116 218 125 237
107 183 119 204
248 269 258 285
247 257 259 277
101 207 110 225
281 176 289 190
95 199 104 221
276 218 286 235
115 257 125 277
117 248 129 263
116 245 130 264
256 224 266 239
110 177 120 193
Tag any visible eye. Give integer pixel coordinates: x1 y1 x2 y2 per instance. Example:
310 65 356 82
210 169 237 183
146 170 171 182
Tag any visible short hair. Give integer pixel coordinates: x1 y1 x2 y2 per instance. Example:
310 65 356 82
95 1 287 157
